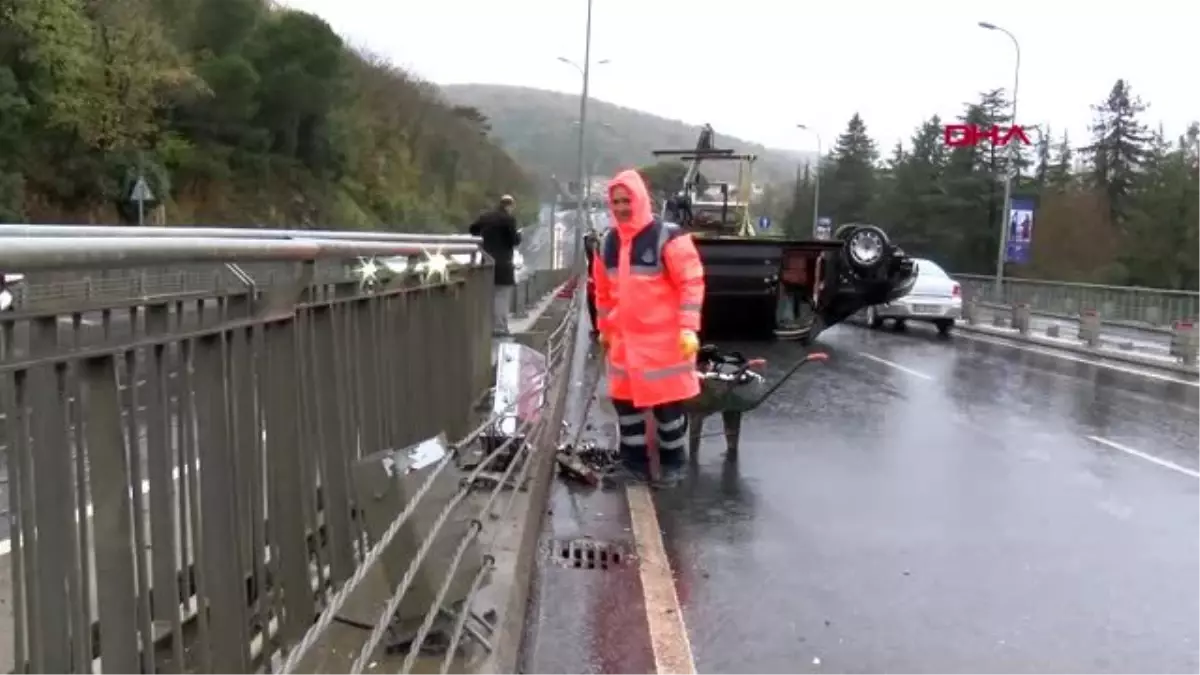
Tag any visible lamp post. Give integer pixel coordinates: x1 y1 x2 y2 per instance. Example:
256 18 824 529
572 120 615 193
979 21 1021 301
557 0 609 268
796 124 823 237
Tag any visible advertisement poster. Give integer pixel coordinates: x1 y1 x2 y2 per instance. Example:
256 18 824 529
1005 197 1035 264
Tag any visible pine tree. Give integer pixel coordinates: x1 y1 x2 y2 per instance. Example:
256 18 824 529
1033 124 1051 191
783 163 815 237
1045 131 1074 192
1082 78 1150 229
825 112 878 224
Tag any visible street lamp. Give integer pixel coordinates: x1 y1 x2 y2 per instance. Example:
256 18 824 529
557 54 611 205
979 20 1021 300
554 0 609 266
796 124 823 237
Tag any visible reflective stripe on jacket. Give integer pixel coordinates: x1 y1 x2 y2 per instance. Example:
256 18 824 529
591 169 706 408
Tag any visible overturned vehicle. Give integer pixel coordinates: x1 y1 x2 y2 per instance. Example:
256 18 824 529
653 124 916 342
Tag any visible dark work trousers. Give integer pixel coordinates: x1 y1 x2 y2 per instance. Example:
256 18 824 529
586 288 598 334
584 250 598 334
612 398 689 467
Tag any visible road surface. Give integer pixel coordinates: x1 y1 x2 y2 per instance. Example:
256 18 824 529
523 319 1199 673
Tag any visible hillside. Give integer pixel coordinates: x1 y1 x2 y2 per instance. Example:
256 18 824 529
439 84 813 191
0 0 532 229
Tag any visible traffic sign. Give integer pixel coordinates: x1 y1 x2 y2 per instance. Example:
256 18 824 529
757 216 771 230
129 176 155 203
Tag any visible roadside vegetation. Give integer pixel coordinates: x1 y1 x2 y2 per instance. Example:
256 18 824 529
0 0 534 229
778 81 1198 289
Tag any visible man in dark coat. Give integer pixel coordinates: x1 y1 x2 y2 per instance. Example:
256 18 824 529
469 195 522 336
582 227 600 339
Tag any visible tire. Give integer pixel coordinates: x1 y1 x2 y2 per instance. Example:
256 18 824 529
866 306 884 329
893 319 907 331
833 223 858 240
841 225 890 274
935 319 953 337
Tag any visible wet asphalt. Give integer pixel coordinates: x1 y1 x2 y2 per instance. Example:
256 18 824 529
521 319 1200 674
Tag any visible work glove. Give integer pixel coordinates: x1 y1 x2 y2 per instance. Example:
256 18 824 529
680 329 700 358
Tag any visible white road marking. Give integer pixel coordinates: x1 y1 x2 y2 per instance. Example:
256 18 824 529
1086 435 1200 479
956 330 1199 388
626 483 697 675
856 352 934 381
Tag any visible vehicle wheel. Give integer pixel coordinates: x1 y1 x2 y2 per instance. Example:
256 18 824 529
841 225 890 274
893 319 907 331
866 306 883 329
935 319 953 337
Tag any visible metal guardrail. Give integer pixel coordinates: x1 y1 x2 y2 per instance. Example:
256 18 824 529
0 228 580 674
0 225 483 312
954 273 1200 330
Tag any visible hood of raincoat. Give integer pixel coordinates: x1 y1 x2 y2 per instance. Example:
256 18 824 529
607 169 655 236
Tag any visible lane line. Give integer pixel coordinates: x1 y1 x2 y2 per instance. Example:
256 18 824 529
856 352 934 381
626 483 697 675
1086 435 1200 479
956 330 1199 388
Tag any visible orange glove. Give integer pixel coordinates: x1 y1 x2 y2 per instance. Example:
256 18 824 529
679 330 699 358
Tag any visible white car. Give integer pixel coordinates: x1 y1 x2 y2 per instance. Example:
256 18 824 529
864 258 961 336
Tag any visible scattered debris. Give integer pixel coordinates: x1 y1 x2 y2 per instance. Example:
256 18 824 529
555 440 618 486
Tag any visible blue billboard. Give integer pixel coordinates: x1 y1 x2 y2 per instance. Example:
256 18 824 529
1005 197 1035 264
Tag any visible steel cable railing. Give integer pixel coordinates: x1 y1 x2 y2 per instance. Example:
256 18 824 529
276 278 580 674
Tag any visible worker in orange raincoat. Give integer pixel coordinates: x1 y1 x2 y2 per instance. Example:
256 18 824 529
592 169 706 468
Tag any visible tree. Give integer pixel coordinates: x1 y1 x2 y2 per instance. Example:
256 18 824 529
759 80 1192 289
825 113 878 223
0 0 534 228
1083 78 1150 229
1045 131 1074 193
782 163 813 238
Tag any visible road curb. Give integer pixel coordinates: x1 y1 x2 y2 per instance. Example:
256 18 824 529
956 322 1199 378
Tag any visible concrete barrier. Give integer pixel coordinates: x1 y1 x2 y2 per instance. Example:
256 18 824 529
1079 309 1101 348
1171 320 1198 366
1012 303 1031 335
964 299 979 325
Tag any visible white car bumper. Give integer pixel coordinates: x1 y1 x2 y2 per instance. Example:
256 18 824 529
875 295 962 320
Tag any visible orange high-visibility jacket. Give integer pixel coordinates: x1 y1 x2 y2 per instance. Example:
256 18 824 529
592 170 706 408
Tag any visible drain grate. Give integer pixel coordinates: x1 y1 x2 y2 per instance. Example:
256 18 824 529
550 538 632 571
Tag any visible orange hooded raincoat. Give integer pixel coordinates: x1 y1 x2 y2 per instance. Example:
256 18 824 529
592 170 706 408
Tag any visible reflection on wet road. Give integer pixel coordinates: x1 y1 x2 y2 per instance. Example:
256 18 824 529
655 324 1198 673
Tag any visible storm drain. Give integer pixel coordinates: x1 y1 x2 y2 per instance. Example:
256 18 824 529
550 538 633 571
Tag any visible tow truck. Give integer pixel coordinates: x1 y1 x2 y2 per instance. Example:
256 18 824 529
654 124 915 341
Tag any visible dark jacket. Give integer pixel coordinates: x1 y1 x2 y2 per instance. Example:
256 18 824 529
469 208 522 286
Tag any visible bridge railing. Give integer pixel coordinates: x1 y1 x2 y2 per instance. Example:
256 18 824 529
953 273 1200 330
0 229 579 673
0 225 481 311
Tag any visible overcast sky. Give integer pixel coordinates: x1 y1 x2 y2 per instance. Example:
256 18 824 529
281 0 1197 157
